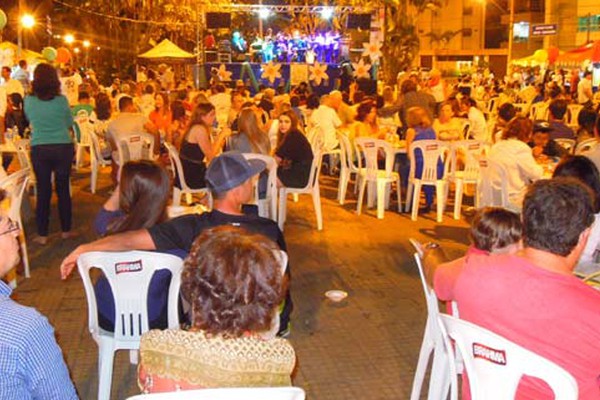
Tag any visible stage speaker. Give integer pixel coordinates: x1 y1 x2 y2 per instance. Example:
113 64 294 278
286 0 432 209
347 13 371 30
206 12 231 29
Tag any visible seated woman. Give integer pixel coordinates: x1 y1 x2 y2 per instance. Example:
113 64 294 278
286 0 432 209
93 160 180 331
138 226 296 393
228 108 271 155
178 102 230 189
553 156 600 275
275 110 313 188
432 101 463 142
489 116 543 210
352 100 380 140
404 106 443 213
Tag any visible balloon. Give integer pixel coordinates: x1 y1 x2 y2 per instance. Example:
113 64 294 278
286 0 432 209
42 47 57 61
0 9 7 30
56 47 71 64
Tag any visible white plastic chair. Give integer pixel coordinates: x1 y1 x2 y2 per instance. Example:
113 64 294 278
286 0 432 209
278 148 323 231
164 142 213 208
449 141 486 219
555 138 576 155
125 387 306 400
73 113 93 170
575 138 597 155
242 153 278 222
355 137 401 219
529 103 549 121
566 104 583 128
408 239 457 400
337 132 361 205
0 168 31 278
116 134 156 176
308 127 340 175
478 157 510 209
15 139 36 195
90 131 112 194
77 251 184 400
405 140 449 223
438 314 578 400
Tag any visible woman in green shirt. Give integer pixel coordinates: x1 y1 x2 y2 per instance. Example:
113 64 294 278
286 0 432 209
24 63 75 244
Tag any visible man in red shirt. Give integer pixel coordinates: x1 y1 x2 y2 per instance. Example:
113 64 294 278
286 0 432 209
425 178 600 399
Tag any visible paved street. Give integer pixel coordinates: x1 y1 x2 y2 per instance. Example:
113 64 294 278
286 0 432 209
12 166 470 399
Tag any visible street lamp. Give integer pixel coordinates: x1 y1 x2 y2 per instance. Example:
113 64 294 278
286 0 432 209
82 40 90 67
17 13 35 57
64 34 75 45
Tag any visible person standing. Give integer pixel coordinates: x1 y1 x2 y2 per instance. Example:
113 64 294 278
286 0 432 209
24 63 76 245
577 70 593 107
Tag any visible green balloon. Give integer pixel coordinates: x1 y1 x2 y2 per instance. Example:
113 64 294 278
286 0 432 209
42 47 57 61
0 10 7 30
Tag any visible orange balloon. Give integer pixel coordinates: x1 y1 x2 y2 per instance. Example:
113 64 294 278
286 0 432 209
56 47 71 64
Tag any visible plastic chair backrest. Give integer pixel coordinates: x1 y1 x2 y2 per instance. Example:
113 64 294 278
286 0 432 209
575 138 596 155
301 147 323 191
355 137 395 180
478 156 509 208
409 140 447 183
90 131 106 168
453 140 486 182
438 314 578 400
125 387 306 400
337 132 351 172
74 117 93 146
164 142 191 191
242 153 278 220
77 251 183 342
566 104 583 126
0 169 29 222
486 97 498 114
118 134 154 164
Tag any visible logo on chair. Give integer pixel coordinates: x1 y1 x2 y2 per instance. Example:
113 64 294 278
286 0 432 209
130 136 141 142
115 260 143 274
472 343 507 365
426 144 438 150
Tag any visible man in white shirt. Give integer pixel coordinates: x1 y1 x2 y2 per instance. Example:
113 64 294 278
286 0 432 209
309 93 342 151
208 84 231 129
59 67 80 106
577 71 593 106
107 96 159 180
1 67 24 98
10 60 29 94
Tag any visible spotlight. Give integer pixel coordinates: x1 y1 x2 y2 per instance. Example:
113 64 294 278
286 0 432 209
258 8 271 20
320 7 334 20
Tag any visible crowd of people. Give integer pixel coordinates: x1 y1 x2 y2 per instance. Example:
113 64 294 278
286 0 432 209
2 53 600 398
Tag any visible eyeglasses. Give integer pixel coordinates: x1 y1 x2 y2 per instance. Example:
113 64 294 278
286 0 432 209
0 218 19 237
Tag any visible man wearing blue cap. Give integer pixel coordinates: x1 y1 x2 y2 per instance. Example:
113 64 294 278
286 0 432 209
61 151 292 335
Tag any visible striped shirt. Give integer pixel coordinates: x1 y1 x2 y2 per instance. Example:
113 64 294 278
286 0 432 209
0 281 79 399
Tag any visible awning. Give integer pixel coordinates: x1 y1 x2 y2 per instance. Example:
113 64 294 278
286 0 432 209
138 39 195 60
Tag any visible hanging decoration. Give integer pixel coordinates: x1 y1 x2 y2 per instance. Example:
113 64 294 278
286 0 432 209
56 47 72 64
308 62 329 86
217 64 232 82
261 61 282 84
42 47 58 62
362 41 382 62
0 9 7 30
352 59 372 79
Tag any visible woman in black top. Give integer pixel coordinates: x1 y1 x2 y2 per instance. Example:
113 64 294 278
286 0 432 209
275 110 313 188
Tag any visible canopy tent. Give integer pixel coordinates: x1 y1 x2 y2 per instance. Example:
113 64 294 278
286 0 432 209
555 41 600 66
137 39 195 62
512 49 549 66
0 41 43 67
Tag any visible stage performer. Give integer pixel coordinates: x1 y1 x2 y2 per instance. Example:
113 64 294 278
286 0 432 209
232 31 247 54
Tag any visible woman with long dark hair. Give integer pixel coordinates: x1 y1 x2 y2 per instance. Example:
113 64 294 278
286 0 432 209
177 102 229 189
93 160 176 332
275 110 313 188
24 63 75 245
230 108 271 154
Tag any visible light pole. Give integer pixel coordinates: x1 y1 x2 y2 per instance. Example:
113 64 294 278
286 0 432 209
83 40 90 68
506 0 515 75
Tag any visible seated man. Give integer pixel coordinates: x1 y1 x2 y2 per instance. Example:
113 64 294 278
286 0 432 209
107 96 159 180
547 98 575 140
425 178 600 399
0 190 78 399
61 151 292 335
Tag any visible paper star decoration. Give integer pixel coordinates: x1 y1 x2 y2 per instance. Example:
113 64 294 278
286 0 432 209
309 62 329 86
352 59 372 79
362 42 382 62
217 64 232 82
261 61 282 84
